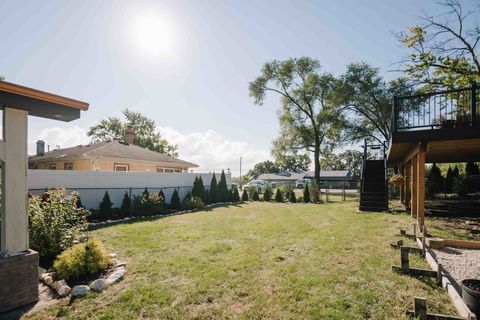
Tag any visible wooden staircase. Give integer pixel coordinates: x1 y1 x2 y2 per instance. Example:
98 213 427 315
359 155 389 212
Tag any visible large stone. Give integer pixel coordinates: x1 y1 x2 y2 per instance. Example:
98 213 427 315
53 279 68 291
53 280 71 297
43 275 53 286
90 279 108 291
71 285 90 297
106 267 127 285
114 261 127 268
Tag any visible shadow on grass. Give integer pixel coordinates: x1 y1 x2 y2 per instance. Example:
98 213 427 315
89 202 246 230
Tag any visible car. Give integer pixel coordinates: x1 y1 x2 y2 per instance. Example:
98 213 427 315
243 180 267 193
295 179 311 189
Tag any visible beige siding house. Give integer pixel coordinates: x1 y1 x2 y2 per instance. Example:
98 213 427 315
29 140 198 173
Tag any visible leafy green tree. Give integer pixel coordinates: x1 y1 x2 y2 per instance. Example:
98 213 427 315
263 185 273 202
99 191 113 219
192 176 206 203
0 75 4 81
274 153 311 173
465 162 480 176
252 190 260 201
232 188 240 202
249 57 345 182
303 183 311 203
209 174 220 203
88 109 178 157
170 189 181 210
120 191 131 216
320 150 363 178
288 191 297 203
241 189 249 202
247 161 279 179
426 163 444 196
218 170 229 202
398 0 480 89
445 167 454 193
336 63 415 143
275 188 283 203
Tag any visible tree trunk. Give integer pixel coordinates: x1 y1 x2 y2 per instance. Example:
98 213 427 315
314 137 321 183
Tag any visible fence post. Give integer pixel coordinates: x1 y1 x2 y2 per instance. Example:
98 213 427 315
472 83 477 127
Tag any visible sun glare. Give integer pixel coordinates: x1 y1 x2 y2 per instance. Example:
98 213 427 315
130 12 174 57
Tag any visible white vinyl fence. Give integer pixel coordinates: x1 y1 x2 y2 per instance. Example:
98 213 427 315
28 170 231 210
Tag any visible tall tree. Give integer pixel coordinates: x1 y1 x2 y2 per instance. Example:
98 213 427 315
88 109 178 157
336 63 415 143
319 150 363 178
398 0 480 89
218 170 229 202
209 174 219 204
247 161 279 179
249 57 344 182
272 149 311 173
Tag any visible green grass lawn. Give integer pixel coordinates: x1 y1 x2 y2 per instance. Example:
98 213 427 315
26 202 457 319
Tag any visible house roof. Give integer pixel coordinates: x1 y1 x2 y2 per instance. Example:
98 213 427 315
0 80 88 121
257 170 353 181
29 140 199 168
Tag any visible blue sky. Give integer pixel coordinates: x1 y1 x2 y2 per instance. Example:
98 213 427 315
0 0 454 174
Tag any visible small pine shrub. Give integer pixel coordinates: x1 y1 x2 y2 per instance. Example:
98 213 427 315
53 238 112 281
263 186 272 202
99 191 113 219
303 183 311 203
170 189 181 210
232 188 240 202
453 175 475 196
142 187 150 200
275 189 283 202
120 191 131 216
192 196 205 210
241 189 249 202
218 170 229 202
75 195 83 208
158 190 165 202
289 191 297 203
252 190 260 201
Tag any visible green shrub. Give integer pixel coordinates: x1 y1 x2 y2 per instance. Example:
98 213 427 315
218 170 229 202
232 188 240 202
252 190 260 201
29 188 90 262
75 195 83 208
192 196 205 210
453 175 475 196
209 174 220 203
98 191 113 219
289 191 297 203
120 191 131 216
241 189 249 202
158 189 165 201
170 189 181 210
133 192 165 215
192 176 206 203
53 238 112 281
275 189 283 202
263 185 272 201
303 183 311 203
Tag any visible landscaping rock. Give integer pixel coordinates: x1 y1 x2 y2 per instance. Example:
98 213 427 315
114 261 126 268
53 280 71 297
71 285 90 297
90 279 108 291
109 253 117 258
43 275 53 286
106 267 127 285
38 267 46 279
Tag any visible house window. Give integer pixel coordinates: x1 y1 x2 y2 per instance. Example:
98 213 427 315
49 163 57 170
164 168 174 173
64 162 73 170
174 169 181 173
156 167 164 172
114 163 129 172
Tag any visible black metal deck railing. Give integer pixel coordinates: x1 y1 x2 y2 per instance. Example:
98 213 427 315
391 84 479 133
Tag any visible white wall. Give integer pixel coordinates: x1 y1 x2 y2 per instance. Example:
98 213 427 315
28 170 231 210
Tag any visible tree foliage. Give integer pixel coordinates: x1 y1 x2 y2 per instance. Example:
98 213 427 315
88 109 178 157
218 170 229 202
192 176 207 203
99 191 113 218
247 161 279 179
209 174 220 204
274 188 283 203
319 150 363 178
170 189 181 210
241 189 249 202
303 183 311 203
398 0 480 89
120 191 131 216
249 57 345 182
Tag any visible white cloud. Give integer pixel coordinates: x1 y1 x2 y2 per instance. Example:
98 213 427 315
28 126 90 155
28 125 271 176
158 127 271 176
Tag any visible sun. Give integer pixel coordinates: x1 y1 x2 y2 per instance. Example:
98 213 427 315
130 12 174 57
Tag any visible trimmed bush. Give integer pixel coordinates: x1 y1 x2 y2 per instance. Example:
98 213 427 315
263 185 272 201
275 188 283 202
289 191 297 203
29 188 90 262
303 183 311 203
445 167 454 193
192 176 206 203
120 191 131 216
158 189 166 202
252 190 260 201
99 191 113 219
170 189 181 210
192 196 205 210
142 187 150 200
53 238 112 281
218 170 229 202
241 189 249 202
133 192 165 215
210 174 220 203
453 175 475 196
232 188 240 202
75 195 83 208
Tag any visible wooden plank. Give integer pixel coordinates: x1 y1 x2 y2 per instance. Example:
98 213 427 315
415 297 427 320
444 239 480 250
405 163 411 210
391 266 438 277
412 155 418 218
401 246 410 271
406 310 467 320
417 144 426 230
415 238 477 319
400 165 406 203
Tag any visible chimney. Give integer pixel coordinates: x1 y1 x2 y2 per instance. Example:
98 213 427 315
36 140 45 156
125 125 135 145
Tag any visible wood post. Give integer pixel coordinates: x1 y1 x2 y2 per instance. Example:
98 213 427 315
405 163 411 210
400 165 405 204
417 144 426 231
401 246 410 271
414 297 427 320
411 155 417 218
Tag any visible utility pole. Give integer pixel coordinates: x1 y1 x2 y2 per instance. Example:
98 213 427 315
239 157 242 188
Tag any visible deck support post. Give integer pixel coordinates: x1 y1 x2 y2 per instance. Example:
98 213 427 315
411 155 417 218
400 165 405 204
417 144 426 231
405 163 411 210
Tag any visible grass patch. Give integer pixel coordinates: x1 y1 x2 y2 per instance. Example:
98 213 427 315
26 202 458 319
